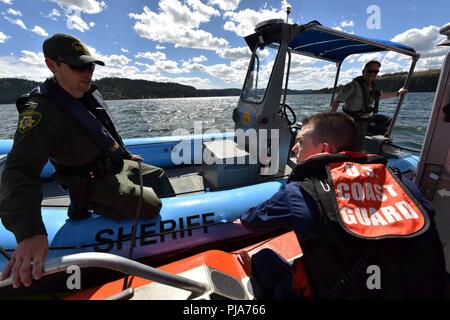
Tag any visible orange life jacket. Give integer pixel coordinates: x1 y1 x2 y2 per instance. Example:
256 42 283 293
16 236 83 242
328 151 429 239
288 151 443 299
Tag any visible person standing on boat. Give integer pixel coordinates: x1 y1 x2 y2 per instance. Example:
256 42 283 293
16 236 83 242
329 60 408 150
0 33 175 288
240 112 446 299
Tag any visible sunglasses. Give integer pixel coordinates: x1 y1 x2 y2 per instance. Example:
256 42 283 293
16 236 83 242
365 69 379 74
57 60 96 72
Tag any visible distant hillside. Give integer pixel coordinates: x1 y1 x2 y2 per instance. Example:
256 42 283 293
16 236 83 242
0 78 41 104
0 77 242 104
303 69 441 94
0 69 441 104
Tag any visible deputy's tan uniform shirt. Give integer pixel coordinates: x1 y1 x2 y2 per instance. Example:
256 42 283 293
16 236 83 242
336 80 376 118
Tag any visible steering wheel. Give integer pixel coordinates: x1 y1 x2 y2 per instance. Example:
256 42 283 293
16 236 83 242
279 103 297 126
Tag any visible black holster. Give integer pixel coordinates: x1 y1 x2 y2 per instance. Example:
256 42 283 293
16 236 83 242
50 172 92 220
67 177 92 220
50 156 123 220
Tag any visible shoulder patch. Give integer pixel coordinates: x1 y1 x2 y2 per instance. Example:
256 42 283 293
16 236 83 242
18 109 42 134
23 101 39 109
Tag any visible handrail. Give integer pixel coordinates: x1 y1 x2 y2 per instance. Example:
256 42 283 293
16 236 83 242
386 56 419 138
330 62 342 105
0 252 208 294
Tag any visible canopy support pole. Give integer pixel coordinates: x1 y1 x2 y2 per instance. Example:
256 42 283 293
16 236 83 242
330 62 342 105
386 57 418 138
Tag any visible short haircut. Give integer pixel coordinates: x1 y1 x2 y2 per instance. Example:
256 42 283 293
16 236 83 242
364 60 381 70
302 112 357 152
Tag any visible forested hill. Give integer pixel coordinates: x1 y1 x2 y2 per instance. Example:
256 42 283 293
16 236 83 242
305 69 441 94
0 77 242 104
0 69 441 104
378 69 440 92
93 78 242 99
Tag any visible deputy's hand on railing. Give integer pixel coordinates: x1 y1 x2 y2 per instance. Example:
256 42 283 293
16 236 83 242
398 87 409 95
131 154 144 162
0 235 48 288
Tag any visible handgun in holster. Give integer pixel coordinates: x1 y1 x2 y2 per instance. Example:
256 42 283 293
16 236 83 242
51 172 92 220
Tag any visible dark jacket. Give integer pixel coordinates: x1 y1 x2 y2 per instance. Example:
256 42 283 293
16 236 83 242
241 153 447 299
0 80 132 242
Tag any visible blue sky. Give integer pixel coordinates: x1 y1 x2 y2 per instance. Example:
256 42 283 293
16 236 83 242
0 0 449 89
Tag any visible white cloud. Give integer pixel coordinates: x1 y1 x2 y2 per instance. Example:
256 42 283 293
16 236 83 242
155 44 166 50
135 51 167 62
0 52 50 81
216 46 251 60
46 8 61 21
83 45 130 67
0 49 216 89
105 54 130 66
129 1 228 51
192 55 208 63
181 61 207 72
0 0 13 4
204 58 249 83
391 25 448 58
223 3 290 37
0 31 10 43
286 64 338 90
187 0 220 17
208 0 240 11
66 13 90 32
387 25 450 70
377 58 405 74
340 20 354 28
31 25 49 37
182 55 251 85
157 59 181 74
50 0 106 14
332 25 354 34
4 16 27 30
19 50 45 65
50 0 106 32
356 52 384 64
416 55 448 70
6 8 22 16
121 48 129 53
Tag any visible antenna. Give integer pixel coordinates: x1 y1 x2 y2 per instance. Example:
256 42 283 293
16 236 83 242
286 6 292 23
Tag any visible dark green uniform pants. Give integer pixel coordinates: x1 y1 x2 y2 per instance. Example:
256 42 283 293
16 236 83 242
87 160 175 220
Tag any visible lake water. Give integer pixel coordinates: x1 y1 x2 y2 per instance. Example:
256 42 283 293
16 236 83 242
0 92 435 151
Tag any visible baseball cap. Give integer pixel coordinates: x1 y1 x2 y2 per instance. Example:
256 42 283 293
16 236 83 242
43 33 105 66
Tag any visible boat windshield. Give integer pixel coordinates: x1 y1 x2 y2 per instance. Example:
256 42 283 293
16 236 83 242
242 42 280 103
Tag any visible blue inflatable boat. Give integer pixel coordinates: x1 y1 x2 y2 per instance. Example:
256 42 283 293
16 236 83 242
0 133 419 271
0 20 422 273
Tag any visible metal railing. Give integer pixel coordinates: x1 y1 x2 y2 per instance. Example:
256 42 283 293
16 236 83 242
0 252 208 295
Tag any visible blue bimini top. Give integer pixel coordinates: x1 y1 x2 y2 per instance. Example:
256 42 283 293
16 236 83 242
246 20 419 63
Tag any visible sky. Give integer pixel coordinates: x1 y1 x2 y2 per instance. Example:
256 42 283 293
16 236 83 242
0 0 449 90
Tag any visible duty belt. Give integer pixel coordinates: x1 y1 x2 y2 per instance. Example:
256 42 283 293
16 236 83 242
50 155 123 186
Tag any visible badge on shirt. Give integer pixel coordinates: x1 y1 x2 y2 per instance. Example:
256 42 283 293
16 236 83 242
18 109 42 134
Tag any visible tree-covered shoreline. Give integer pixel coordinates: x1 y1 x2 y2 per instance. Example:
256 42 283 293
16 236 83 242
0 69 441 104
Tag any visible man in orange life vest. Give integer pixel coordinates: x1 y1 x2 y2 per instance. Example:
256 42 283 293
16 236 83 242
240 112 446 299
